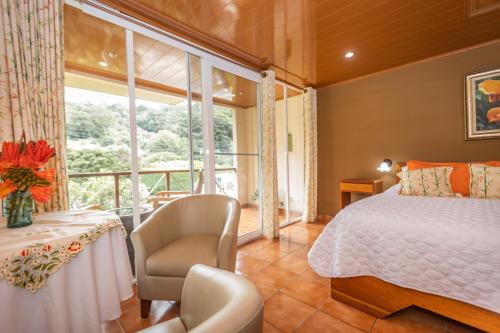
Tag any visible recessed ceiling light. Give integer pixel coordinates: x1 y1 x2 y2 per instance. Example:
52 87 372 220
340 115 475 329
98 61 108 67
225 4 237 14
231 93 236 97
107 51 118 58
344 51 354 58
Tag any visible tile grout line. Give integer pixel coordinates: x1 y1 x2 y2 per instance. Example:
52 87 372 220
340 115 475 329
265 319 286 332
247 224 377 333
115 319 125 333
253 256 318 332
316 301 374 333
115 222 470 333
237 241 301 278
291 297 329 333
115 223 322 333
369 318 377 333
264 261 327 333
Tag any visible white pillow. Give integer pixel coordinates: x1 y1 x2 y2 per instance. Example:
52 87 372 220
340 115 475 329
397 166 458 197
469 164 500 199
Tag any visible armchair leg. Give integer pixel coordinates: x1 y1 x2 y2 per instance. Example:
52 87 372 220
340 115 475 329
140 299 152 318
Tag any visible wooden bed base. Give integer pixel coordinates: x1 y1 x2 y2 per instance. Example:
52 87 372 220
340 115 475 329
331 276 500 332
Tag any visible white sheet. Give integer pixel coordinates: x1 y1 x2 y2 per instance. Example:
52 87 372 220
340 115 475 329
308 185 500 313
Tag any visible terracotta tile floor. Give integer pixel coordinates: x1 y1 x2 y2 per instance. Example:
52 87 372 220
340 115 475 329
238 208 303 236
238 207 263 236
239 208 289 236
106 221 481 333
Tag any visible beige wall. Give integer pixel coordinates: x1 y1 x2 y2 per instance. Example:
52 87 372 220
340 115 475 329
317 41 500 215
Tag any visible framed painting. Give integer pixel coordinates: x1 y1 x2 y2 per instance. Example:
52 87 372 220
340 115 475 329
465 68 500 140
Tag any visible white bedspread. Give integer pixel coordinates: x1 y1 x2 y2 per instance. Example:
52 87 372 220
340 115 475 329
308 185 500 313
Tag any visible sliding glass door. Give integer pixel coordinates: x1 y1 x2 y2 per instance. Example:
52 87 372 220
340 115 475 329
132 32 196 216
276 83 304 226
211 68 262 239
275 84 288 224
286 87 305 223
64 5 132 211
188 55 205 194
63 1 262 242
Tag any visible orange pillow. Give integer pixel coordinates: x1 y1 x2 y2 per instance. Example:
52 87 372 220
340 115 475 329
407 161 469 196
406 160 500 196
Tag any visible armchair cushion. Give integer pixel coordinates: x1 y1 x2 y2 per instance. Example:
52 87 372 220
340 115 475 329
146 235 219 277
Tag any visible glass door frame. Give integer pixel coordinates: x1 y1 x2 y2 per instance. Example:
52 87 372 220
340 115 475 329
66 0 263 242
276 81 304 228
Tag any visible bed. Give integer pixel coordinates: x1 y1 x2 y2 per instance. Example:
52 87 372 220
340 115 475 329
308 170 500 331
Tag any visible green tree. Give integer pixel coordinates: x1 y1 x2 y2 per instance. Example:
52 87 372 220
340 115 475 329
67 148 130 173
66 105 105 139
66 97 236 209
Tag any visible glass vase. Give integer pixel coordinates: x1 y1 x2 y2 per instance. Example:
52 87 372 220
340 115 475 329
3 191 34 228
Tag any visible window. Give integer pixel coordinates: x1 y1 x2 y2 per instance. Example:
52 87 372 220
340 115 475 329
64 2 263 242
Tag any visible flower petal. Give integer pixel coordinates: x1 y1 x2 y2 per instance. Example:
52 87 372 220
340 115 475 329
30 185 54 203
21 140 55 167
1 142 20 166
0 180 16 199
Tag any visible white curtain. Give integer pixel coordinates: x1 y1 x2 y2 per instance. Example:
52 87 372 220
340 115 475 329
260 70 279 238
303 87 318 223
0 0 68 211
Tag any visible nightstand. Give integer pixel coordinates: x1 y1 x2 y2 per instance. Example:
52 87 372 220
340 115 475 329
340 179 383 208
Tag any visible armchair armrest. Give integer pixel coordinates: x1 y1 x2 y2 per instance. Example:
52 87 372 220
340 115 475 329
131 204 182 278
131 216 163 277
217 201 241 272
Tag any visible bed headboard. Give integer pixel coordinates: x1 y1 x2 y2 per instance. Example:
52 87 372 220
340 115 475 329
395 162 407 172
395 162 407 182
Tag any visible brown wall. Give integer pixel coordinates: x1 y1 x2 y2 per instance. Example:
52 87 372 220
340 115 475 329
317 41 500 215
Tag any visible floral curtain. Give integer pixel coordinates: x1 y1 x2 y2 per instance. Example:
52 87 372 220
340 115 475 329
0 0 68 211
260 70 279 238
303 87 318 222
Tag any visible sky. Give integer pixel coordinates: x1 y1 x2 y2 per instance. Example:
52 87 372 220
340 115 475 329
64 87 169 110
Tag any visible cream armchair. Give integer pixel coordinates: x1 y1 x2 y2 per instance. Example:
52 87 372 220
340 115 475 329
131 194 241 318
138 264 263 333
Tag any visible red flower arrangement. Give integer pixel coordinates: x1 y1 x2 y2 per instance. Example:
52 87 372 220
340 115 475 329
0 134 56 203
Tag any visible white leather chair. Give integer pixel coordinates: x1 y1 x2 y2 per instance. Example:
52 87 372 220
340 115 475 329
131 194 241 317
138 264 263 333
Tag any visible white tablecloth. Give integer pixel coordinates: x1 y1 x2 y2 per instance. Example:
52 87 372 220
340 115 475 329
0 226 134 333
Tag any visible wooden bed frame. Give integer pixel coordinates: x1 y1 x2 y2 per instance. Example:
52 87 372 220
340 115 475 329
331 276 500 331
330 162 500 332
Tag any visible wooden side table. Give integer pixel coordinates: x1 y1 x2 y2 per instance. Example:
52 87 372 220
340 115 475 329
340 179 383 208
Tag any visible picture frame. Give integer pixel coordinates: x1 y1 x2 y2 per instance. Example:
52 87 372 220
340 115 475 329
465 68 500 140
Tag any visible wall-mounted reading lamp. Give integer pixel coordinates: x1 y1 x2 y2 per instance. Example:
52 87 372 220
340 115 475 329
377 159 393 172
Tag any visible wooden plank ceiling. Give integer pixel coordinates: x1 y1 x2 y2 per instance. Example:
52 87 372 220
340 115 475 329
315 0 500 86
64 5 259 108
66 0 500 93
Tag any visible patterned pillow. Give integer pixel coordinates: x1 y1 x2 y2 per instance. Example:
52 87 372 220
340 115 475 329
469 164 500 199
397 166 457 197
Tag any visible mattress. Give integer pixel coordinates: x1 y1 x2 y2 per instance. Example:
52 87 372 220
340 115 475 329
308 185 500 313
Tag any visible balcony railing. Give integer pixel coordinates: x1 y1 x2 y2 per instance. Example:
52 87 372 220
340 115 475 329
68 168 237 208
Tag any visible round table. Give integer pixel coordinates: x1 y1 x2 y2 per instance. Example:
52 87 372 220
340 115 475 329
0 211 134 333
